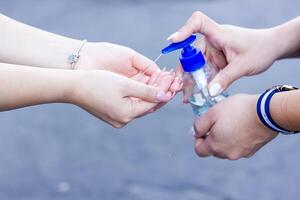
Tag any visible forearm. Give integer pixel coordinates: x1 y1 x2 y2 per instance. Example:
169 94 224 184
270 90 300 131
272 16 300 59
0 14 90 69
0 63 75 111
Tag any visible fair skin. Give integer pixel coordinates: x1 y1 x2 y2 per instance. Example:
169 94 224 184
0 14 181 92
0 14 182 127
168 12 300 160
0 63 176 128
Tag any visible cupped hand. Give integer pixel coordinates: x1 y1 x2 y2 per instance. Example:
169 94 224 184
69 70 175 128
193 94 278 160
77 42 182 94
169 11 280 97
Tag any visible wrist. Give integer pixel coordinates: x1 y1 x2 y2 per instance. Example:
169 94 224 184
270 91 300 132
58 70 83 104
256 86 299 135
263 27 285 61
74 42 102 70
270 26 290 60
269 92 289 129
65 70 106 106
271 17 300 59
252 94 279 139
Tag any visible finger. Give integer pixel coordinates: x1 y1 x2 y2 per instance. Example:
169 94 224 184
132 51 160 76
194 37 207 54
167 11 219 43
169 65 183 92
131 72 143 81
204 136 228 159
175 64 184 80
155 72 175 93
140 75 150 84
131 72 150 84
130 75 174 116
208 58 247 96
205 42 227 70
169 77 181 92
195 138 213 157
125 79 171 103
194 110 214 138
148 71 161 85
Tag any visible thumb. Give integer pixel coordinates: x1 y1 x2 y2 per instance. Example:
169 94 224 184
208 58 246 97
167 11 219 43
125 79 171 103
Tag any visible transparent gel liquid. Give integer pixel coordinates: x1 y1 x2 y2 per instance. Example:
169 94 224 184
189 91 227 116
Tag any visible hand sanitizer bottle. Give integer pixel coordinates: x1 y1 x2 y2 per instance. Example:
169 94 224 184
161 35 227 116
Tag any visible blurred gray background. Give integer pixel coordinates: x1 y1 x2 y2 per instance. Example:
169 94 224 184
0 0 300 199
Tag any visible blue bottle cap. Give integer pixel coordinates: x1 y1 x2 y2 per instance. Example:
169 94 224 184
161 35 206 72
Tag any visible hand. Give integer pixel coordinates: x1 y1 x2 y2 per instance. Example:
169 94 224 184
168 11 280 96
77 42 182 93
69 70 175 128
193 94 278 160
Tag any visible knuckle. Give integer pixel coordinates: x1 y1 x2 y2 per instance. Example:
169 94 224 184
112 122 125 129
227 152 242 160
244 152 255 158
210 143 221 154
118 112 132 124
194 147 209 158
112 109 132 125
192 11 204 19
207 140 225 158
122 47 136 65
120 117 131 124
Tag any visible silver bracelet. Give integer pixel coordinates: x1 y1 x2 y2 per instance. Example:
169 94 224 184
68 39 87 70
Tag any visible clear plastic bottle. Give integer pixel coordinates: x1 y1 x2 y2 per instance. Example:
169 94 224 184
186 62 227 116
161 35 227 116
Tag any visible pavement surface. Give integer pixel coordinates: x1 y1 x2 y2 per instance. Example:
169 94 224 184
0 0 300 199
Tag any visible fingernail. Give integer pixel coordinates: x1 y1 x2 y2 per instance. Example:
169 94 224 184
156 91 170 102
209 83 222 97
169 68 174 73
190 127 196 137
167 32 179 41
162 67 166 72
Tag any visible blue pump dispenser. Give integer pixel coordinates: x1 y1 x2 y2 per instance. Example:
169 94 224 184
161 35 206 73
161 34 227 116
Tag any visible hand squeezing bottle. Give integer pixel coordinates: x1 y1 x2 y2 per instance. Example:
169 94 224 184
161 35 227 116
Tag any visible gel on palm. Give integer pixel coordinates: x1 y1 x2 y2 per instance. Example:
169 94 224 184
161 35 227 116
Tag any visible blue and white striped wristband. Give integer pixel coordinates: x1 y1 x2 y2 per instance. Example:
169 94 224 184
256 87 299 135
